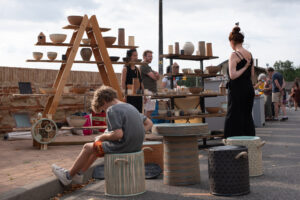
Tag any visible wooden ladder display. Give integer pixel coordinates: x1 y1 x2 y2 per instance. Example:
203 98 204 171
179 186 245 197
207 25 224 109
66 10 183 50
43 15 122 117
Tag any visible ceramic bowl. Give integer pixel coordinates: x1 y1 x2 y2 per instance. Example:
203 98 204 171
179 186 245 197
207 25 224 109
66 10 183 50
67 116 87 127
189 87 204 94
182 68 192 74
49 34 67 44
206 107 221 114
206 66 221 74
47 52 57 61
82 38 91 45
110 56 120 62
194 69 203 74
103 36 116 46
67 15 83 26
33 52 43 60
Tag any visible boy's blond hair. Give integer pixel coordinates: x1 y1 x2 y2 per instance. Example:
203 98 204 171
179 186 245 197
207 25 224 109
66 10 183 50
91 85 117 113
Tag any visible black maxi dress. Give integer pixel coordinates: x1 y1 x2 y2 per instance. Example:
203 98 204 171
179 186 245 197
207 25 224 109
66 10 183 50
224 51 255 138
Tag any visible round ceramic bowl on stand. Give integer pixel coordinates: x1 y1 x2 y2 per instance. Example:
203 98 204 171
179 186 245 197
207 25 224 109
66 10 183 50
67 15 83 26
49 34 67 44
103 36 116 46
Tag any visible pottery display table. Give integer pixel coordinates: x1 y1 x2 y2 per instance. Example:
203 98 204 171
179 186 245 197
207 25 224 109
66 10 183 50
152 123 209 185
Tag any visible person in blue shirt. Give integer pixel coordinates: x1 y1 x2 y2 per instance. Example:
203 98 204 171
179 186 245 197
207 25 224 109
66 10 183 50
267 67 288 121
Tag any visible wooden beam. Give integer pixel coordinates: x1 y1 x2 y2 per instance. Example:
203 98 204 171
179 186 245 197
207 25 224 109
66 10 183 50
86 29 110 85
47 15 89 115
89 15 123 99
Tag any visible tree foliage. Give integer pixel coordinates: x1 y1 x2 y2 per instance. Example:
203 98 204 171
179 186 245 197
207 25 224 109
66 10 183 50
273 60 300 81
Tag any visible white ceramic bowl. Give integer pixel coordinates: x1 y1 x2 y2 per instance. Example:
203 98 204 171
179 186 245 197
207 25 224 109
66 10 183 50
49 34 67 44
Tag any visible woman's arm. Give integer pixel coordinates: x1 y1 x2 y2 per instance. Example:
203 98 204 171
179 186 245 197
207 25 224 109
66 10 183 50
121 67 127 90
228 53 251 80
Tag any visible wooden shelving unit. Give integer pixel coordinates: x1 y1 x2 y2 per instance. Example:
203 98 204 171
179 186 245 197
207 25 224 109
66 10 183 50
160 53 224 143
26 14 139 148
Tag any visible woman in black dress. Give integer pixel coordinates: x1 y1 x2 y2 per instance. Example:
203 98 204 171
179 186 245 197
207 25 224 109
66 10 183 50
224 25 255 138
121 49 143 112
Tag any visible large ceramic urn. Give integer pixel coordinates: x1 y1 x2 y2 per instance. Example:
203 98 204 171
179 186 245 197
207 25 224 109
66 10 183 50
183 42 194 56
80 48 92 61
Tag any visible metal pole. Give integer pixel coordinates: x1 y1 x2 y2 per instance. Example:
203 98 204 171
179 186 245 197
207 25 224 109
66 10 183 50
159 0 163 74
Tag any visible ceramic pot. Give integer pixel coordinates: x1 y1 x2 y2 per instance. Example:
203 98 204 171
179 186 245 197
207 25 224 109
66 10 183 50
183 42 194 55
80 48 92 61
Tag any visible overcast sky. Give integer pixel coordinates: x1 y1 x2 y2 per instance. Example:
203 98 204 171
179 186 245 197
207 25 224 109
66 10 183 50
0 0 300 73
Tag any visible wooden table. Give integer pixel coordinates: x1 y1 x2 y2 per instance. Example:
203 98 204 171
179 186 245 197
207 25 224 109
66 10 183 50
152 123 209 186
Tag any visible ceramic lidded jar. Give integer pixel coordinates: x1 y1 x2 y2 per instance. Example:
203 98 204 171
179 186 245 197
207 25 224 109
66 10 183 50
183 42 194 55
80 48 92 61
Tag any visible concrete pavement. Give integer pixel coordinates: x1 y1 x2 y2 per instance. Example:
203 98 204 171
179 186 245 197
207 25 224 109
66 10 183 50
60 109 300 200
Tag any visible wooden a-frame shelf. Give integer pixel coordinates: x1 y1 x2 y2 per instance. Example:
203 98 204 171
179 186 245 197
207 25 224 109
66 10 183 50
35 42 138 49
26 15 125 118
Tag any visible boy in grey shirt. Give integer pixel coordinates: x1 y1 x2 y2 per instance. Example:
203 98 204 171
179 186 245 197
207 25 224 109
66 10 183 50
52 86 153 186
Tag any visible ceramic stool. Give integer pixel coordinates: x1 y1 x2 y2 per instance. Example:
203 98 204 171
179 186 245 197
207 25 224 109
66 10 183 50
223 136 265 177
104 151 145 197
208 145 250 196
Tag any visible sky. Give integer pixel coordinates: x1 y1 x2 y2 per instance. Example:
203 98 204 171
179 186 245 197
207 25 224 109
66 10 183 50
0 0 300 73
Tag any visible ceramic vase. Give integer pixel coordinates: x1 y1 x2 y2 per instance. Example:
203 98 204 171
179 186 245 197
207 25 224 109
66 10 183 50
80 48 92 61
183 42 194 55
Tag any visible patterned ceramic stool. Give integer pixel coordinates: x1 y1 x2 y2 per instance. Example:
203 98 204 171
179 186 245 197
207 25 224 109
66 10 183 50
104 151 145 197
223 136 265 177
208 145 250 196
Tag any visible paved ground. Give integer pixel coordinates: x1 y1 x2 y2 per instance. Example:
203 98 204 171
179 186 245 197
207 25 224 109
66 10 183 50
60 109 300 200
0 109 299 200
0 133 96 194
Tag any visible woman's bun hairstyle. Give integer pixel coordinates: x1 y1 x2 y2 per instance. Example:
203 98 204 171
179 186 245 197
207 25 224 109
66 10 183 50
229 22 244 44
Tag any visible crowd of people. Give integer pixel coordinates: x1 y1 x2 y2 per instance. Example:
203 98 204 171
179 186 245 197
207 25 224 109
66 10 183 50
255 68 299 122
51 24 299 186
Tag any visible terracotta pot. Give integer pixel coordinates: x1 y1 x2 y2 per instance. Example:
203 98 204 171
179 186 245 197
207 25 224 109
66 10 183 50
80 48 92 61
183 42 194 55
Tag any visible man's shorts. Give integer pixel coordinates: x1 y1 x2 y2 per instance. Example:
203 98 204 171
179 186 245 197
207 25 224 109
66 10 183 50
93 141 105 157
272 92 282 103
